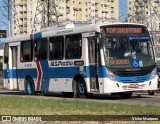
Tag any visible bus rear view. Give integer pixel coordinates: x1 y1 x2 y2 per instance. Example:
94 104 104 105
100 24 158 98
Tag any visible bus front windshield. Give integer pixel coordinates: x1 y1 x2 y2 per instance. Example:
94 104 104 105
103 35 155 68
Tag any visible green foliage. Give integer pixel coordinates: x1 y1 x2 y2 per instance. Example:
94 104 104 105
0 96 160 115
0 61 2 76
0 61 2 70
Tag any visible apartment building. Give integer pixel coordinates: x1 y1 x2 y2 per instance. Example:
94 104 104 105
12 0 119 36
128 0 160 31
128 0 160 62
75 0 119 23
12 0 38 36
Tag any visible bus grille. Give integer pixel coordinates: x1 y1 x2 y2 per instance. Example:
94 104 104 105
114 70 151 77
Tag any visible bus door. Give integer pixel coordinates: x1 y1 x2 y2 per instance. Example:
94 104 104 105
3 43 9 89
88 37 99 91
9 46 18 90
34 38 49 92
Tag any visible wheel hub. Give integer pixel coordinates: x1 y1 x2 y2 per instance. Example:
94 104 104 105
79 83 85 94
27 82 32 94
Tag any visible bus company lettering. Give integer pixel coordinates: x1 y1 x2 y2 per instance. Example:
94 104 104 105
57 30 73 35
106 27 142 34
50 61 73 66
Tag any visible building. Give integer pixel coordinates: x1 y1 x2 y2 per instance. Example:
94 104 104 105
76 0 119 23
128 0 160 32
128 0 160 64
12 0 119 36
12 0 38 36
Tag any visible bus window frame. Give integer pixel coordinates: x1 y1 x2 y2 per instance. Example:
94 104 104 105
20 40 33 62
49 36 64 60
34 38 48 61
65 34 82 60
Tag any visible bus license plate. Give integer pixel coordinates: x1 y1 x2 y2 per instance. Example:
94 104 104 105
129 84 139 88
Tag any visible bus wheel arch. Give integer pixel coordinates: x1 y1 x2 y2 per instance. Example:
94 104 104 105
25 76 35 95
72 74 87 98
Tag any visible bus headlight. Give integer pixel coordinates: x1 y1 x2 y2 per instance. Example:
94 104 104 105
150 68 156 79
107 70 116 81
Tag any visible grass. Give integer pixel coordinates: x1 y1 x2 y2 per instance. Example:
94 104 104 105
0 95 160 115
0 84 3 89
0 76 3 88
0 77 159 123
0 95 159 124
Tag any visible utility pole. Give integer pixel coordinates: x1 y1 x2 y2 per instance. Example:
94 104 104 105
149 0 153 37
134 0 145 23
33 0 60 32
8 0 10 37
0 0 12 37
0 0 21 37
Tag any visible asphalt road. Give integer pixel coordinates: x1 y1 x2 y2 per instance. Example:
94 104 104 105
0 89 160 106
0 76 160 106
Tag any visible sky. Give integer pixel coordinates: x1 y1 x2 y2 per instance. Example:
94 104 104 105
119 0 128 22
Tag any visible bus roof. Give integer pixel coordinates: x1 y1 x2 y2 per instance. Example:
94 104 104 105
5 22 147 43
5 34 31 43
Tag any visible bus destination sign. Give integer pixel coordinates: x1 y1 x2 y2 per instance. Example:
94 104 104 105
105 27 142 34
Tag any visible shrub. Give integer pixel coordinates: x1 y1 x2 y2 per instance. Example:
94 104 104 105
0 61 2 71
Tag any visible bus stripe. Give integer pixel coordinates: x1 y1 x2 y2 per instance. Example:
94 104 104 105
36 61 42 91
34 32 42 39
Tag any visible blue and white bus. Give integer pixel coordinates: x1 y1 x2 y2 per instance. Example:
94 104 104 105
3 23 159 98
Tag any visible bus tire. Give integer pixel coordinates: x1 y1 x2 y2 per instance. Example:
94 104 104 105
62 92 74 98
148 90 155 95
119 92 132 99
25 77 35 95
73 79 87 98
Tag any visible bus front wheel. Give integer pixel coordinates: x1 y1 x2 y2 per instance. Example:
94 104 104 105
73 79 87 98
25 77 35 95
148 90 155 95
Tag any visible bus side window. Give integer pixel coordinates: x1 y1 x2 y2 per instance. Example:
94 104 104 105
49 36 64 60
34 38 48 61
20 40 32 62
4 43 9 63
41 38 48 59
65 34 82 59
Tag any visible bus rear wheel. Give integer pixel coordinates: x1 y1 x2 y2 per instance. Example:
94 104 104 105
25 77 35 95
119 92 132 99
